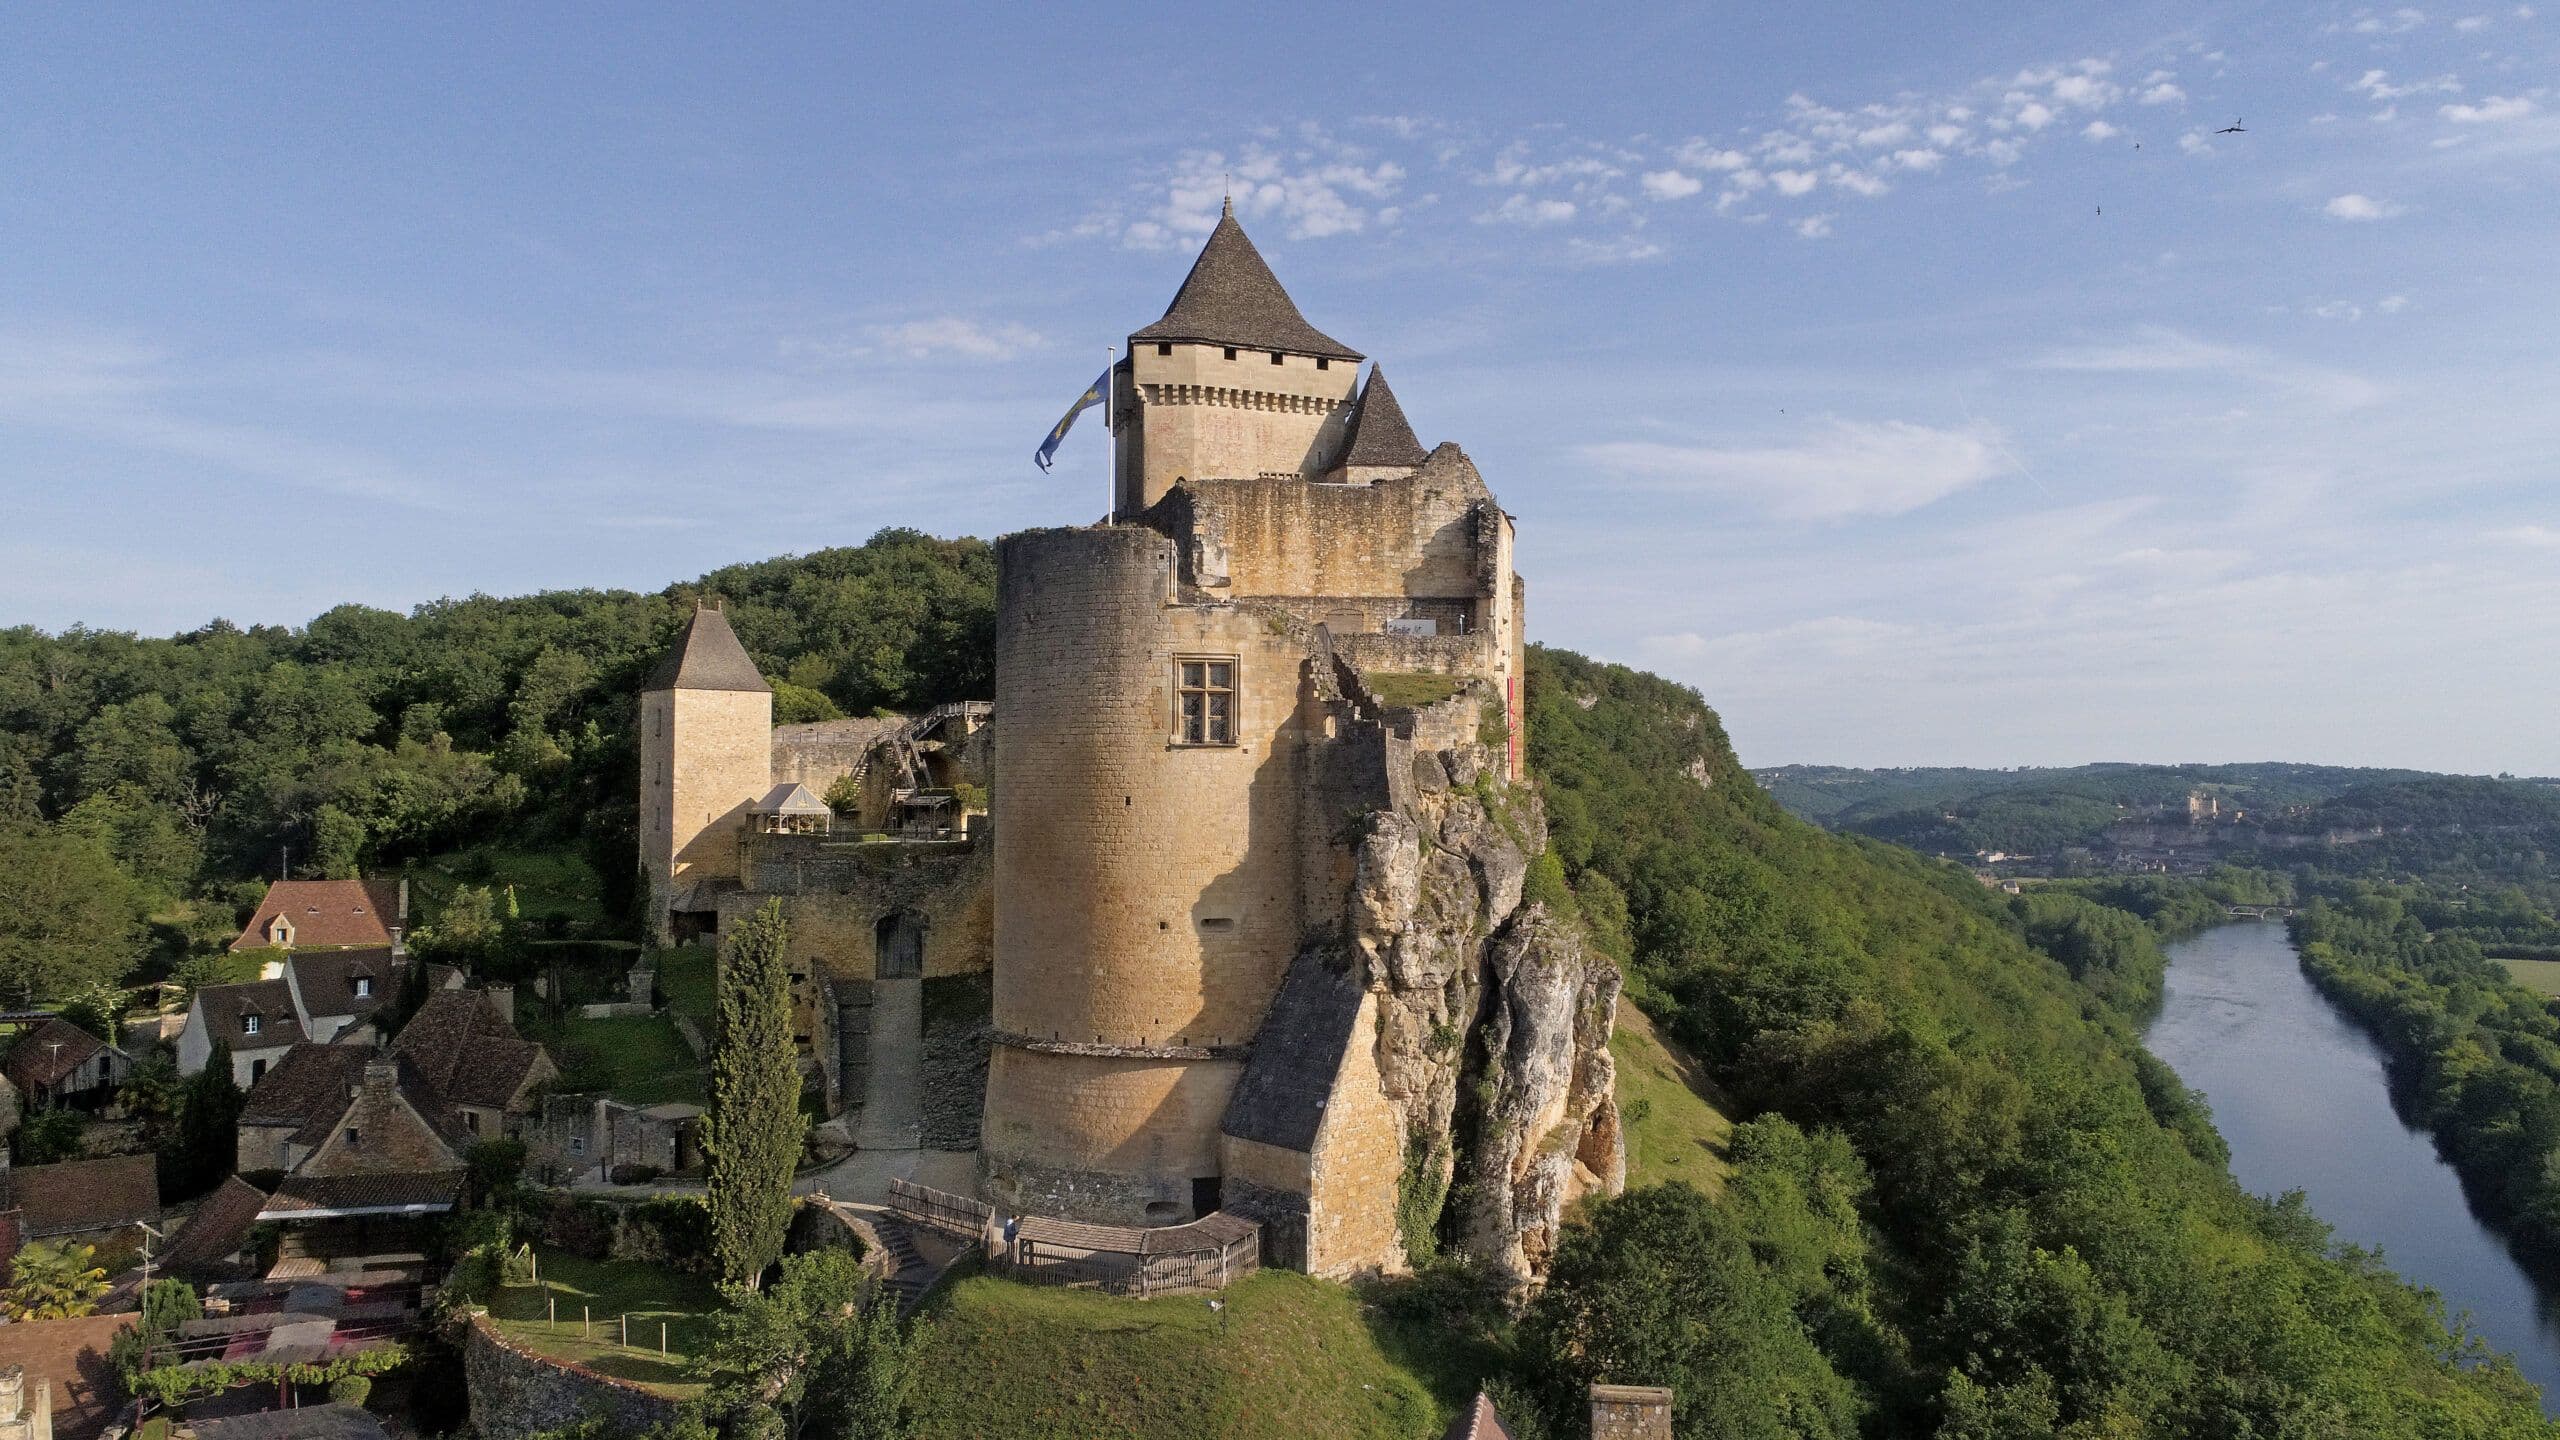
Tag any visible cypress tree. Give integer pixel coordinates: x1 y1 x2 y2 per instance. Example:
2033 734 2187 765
169 1041 243 1196
707 900 804 1290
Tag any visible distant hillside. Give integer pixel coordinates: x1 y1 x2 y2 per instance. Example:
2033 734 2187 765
1757 760 2447 837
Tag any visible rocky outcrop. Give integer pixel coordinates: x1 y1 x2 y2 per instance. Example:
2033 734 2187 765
1347 732 1623 1294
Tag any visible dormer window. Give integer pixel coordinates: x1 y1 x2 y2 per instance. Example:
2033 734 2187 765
354 975 373 999
269 918 294 945
242 1012 262 1036
345 1128 362 1148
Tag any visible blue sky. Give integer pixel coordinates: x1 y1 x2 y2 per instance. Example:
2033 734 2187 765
5 3 2555 772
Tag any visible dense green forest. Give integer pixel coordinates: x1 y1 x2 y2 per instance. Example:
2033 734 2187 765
0 531 992 1004
2292 891 2560 1281
1756 761 2452 834
1510 648 2555 1437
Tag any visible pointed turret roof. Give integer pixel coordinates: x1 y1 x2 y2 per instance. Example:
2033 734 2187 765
643 605 770 694
1338 366 1427 469
1130 201 1363 361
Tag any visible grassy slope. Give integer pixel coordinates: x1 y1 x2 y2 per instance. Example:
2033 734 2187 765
908 1272 1447 1440
558 1013 708 1106
656 944 718 1037
1609 998 1734 1194
487 1248 722 1395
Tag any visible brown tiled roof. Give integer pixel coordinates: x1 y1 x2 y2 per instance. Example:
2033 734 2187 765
286 947 403 1024
261 1170 462 1217
0 1153 160 1238
158 1175 269 1276
0 1312 135 1439
230 879 402 952
193 979 306 1050
1340 365 1427 469
392 990 551 1111
241 1044 374 1141
1442 1392 1515 1440
4 1016 110 1093
643 605 771 693
1130 205 1363 361
190 1403 395 1440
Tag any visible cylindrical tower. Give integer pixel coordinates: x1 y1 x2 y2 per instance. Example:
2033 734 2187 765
980 525 1309 1224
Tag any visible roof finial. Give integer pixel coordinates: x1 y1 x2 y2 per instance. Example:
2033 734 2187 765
1222 175 1232 220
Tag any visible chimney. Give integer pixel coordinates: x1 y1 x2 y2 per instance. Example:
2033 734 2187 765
360 1057 400 1099
483 983 515 1026
389 926 406 958
1590 1384 1674 1440
397 877 410 924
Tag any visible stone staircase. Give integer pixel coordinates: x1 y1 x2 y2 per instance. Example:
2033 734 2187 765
869 1212 940 1317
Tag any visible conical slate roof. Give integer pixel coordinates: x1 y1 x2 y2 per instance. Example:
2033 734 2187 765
643 606 770 694
1130 202 1363 361
1339 366 1427 469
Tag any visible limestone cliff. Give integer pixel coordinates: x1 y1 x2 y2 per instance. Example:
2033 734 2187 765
1348 724 1624 1293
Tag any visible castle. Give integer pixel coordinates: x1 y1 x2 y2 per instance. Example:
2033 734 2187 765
642 205 1619 1283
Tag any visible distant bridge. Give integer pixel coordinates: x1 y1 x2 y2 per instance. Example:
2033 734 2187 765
2226 905 2299 920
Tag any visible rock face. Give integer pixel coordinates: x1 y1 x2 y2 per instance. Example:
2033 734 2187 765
1349 736 1624 1293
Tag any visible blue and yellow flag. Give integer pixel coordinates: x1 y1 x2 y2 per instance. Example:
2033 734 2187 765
1034 367 1110 472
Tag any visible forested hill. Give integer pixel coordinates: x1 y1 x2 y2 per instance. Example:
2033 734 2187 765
0 530 992 990
1757 760 2454 836
1514 647 2555 1436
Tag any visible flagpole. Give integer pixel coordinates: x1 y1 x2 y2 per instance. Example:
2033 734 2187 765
1104 343 1117 526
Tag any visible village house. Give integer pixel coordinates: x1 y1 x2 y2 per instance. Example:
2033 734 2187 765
2 1018 133 1110
0 1152 160 1247
175 949 444 1085
228 878 406 953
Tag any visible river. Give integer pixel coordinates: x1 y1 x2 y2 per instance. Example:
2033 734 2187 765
2145 921 2560 1408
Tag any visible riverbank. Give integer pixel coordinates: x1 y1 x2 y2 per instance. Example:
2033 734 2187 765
2290 900 2560 1284
2145 922 2560 1411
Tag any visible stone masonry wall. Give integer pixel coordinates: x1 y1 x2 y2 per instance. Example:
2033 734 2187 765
983 525 1319 1223
464 1312 681 1440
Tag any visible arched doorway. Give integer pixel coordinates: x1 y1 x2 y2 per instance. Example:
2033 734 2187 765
875 910 926 979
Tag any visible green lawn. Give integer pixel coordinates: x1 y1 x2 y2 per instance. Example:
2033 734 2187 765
1610 1000 1733 1195
411 844 609 929
656 945 718 1038
909 1271 1447 1440
1362 672 1466 709
2499 957 2560 997
558 1014 707 1106
488 1248 723 1395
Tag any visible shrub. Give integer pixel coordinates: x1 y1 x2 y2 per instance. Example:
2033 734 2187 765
328 1374 373 1406
14 1108 85 1165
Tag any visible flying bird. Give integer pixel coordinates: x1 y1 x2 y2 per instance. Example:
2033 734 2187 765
2216 118 2248 134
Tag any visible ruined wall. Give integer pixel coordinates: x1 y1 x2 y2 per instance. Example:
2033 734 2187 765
723 839 992 985
982 526 1318 1224
1150 446 1491 604
464 1312 682 1440
771 716 903 813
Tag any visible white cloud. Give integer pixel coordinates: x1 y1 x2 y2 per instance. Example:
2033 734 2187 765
1794 213 1836 238
2325 192 2407 219
2379 293 2411 312
869 317 1044 361
1568 235 1667 264
2441 95 2538 121
2140 82 2188 104
2083 120 2122 140
1771 169 1820 196
2494 523 2560 547
1583 419 2008 519
2179 131 2215 154
1478 193 1578 225
2014 101 2057 130
1640 169 1704 200
1892 148 1947 170
1676 142 1753 171
1826 165 1889 197
2456 13 2491 28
